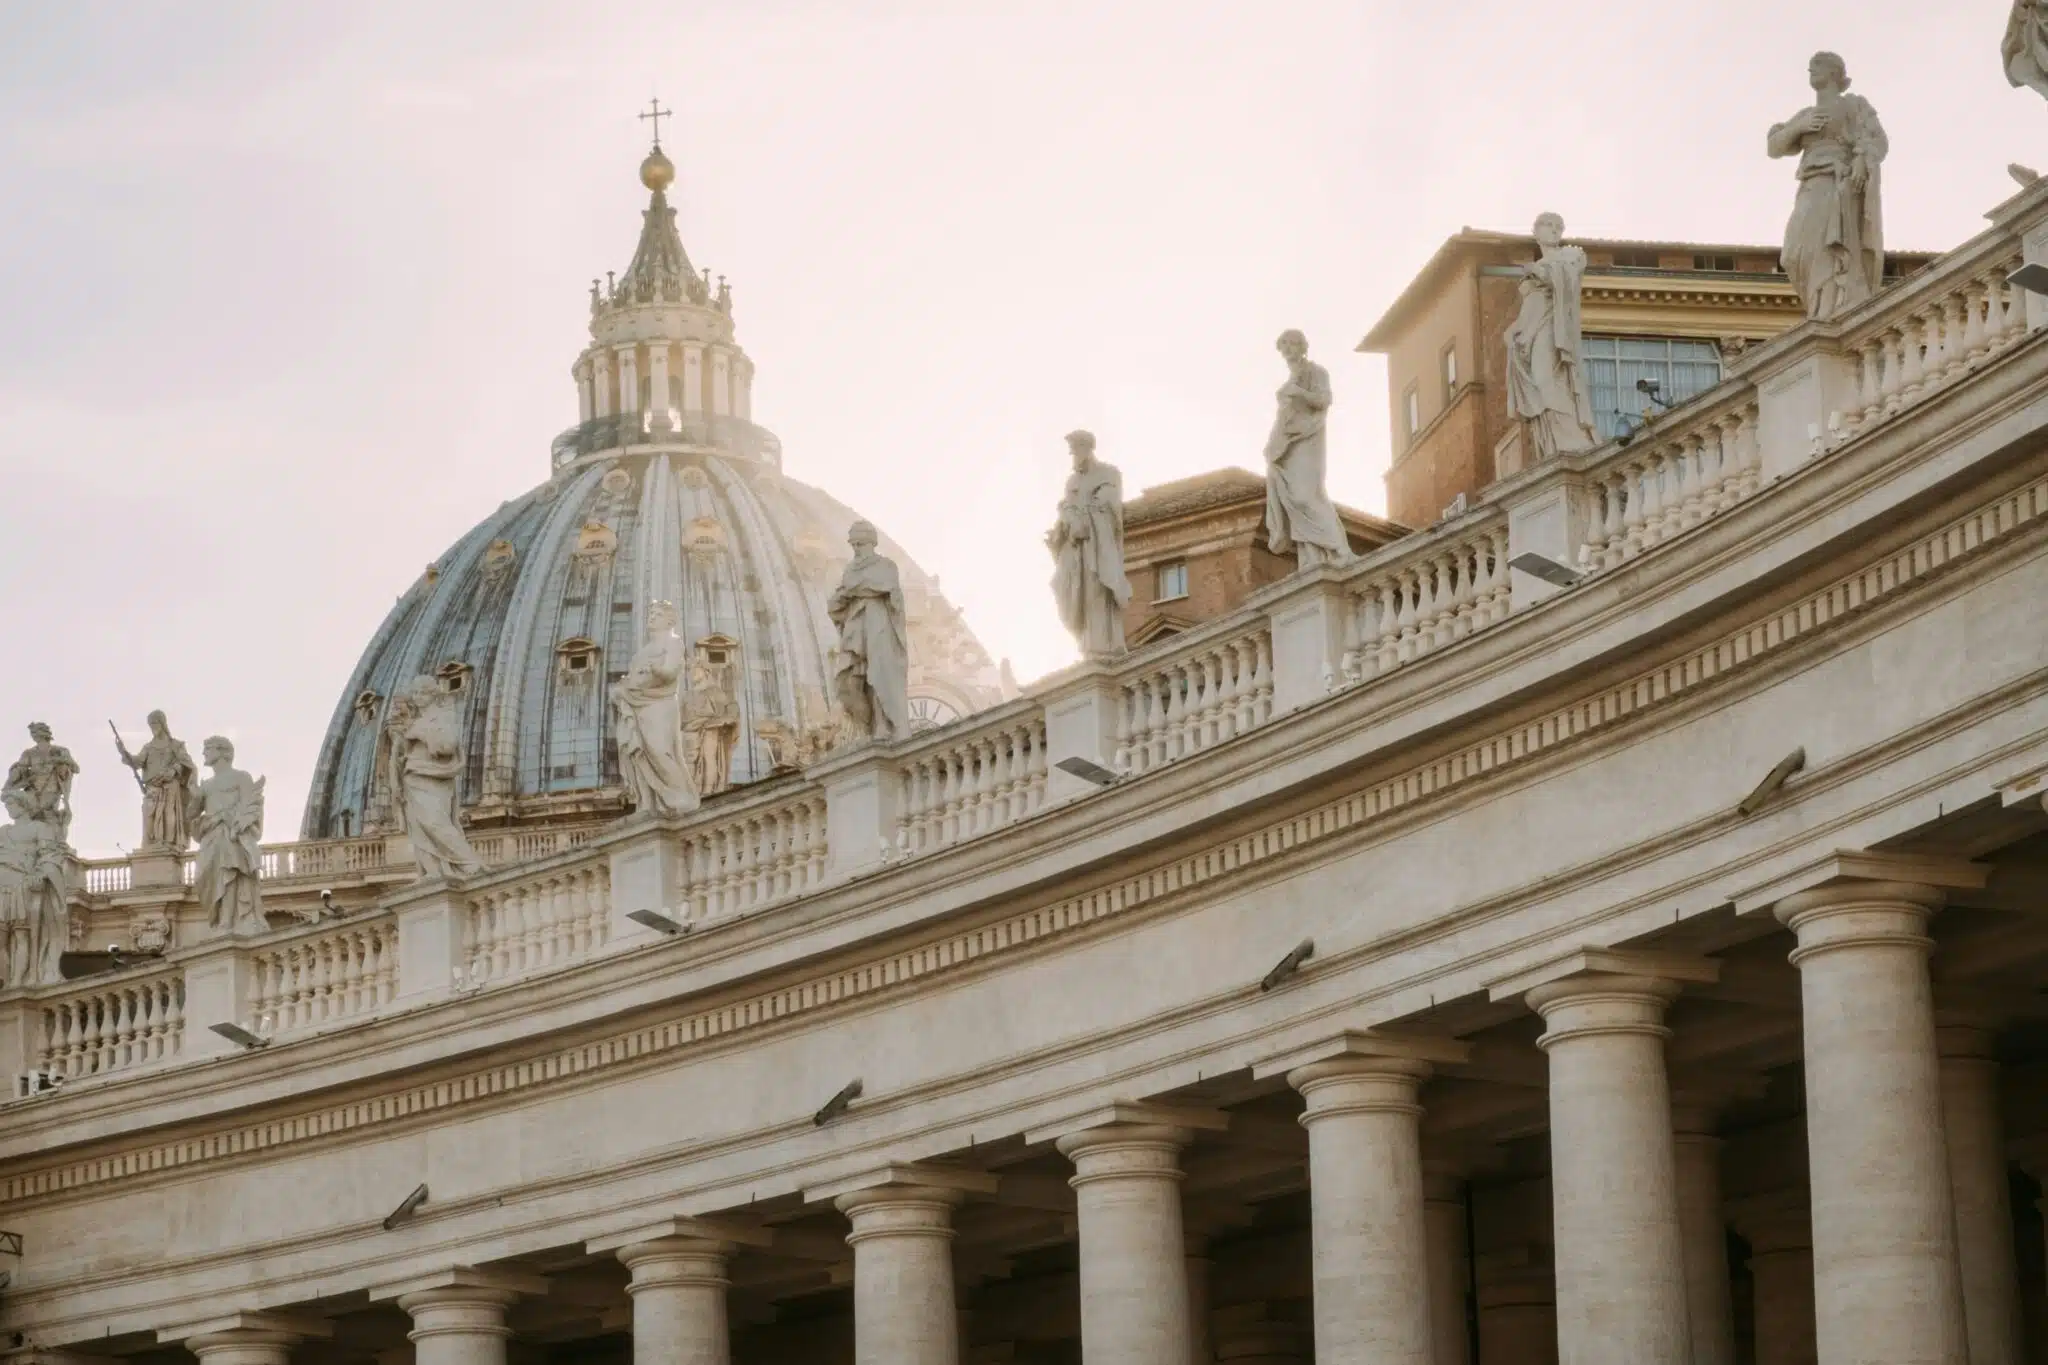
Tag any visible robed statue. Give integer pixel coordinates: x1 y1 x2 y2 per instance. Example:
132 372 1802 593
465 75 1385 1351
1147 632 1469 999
1768 51 1888 322
115 710 197 851
1047 429 1131 660
6 722 78 846
1263 330 1352 572
2007 0 2048 103
684 638 741 797
612 601 701 818
385 677 485 882
0 787 69 986
188 736 265 935
1506 212 1600 460
828 521 910 742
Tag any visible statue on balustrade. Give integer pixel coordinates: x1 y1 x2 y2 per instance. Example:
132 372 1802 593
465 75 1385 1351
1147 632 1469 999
828 521 910 742
6 722 78 847
114 711 196 851
611 601 701 819
1263 330 1353 573
684 635 741 797
188 736 265 936
2007 0 2048 104
386 677 486 881
1505 212 1600 461
1047 429 1131 660
1769 51 1888 322
0 787 69 986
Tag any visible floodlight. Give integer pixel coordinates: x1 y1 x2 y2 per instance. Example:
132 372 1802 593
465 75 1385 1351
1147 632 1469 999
208 1021 270 1050
1260 938 1316 992
1509 552 1583 589
813 1077 864 1127
1737 748 1807 817
1056 756 1122 787
382 1182 430 1231
2007 262 2048 297
627 907 688 935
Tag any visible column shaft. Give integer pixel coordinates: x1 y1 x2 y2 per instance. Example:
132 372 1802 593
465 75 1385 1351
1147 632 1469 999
1778 885 1967 1365
1938 1027 2021 1365
837 1184 964 1365
1673 1129 1736 1365
1057 1123 1194 1365
618 1236 733 1365
1424 1171 1473 1365
1288 1058 1435 1365
1529 974 1690 1365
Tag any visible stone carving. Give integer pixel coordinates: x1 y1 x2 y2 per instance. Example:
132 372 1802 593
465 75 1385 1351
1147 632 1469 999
1047 430 1131 659
828 521 911 742
1263 330 1352 572
610 602 701 819
386 677 486 881
1505 213 1600 460
113 711 197 851
5 722 78 846
758 686 863 770
0 787 69 986
684 635 742 796
2007 1 2048 103
1769 52 1888 322
188 736 265 936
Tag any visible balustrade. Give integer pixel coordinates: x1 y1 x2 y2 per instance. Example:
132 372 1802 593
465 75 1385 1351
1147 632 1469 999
36 971 184 1080
1576 399 1761 572
1343 522 1510 682
1841 259 2026 434
897 719 1048 855
259 834 397 884
1114 628 1273 776
248 916 399 1037
675 793 830 923
465 861 612 985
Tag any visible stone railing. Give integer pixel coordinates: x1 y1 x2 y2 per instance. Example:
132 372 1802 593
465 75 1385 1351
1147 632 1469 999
897 714 1048 855
463 857 613 986
471 826 602 867
32 967 185 1083
248 913 399 1038
1341 517 1512 682
549 410 780 468
260 834 406 885
1115 622 1274 776
1575 391 1762 573
1836 249 2028 439
675 789 830 923
79 859 132 895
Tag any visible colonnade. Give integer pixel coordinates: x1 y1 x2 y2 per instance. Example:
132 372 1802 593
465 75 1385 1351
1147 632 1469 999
149 872 2034 1365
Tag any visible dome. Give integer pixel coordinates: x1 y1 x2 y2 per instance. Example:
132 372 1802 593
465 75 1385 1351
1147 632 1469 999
298 143 1009 839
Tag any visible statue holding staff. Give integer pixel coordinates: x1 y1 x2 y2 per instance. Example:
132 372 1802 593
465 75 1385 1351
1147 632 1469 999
113 712 197 851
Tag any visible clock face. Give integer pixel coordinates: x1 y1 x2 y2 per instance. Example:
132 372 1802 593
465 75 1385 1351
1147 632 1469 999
908 695 962 733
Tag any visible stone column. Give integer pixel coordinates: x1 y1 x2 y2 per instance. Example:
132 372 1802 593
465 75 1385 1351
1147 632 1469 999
1185 1228 1218 1365
1775 881 1968 1365
616 345 639 414
1033 1104 1225 1365
1423 1164 1474 1365
1937 1021 2022 1365
1256 1031 1467 1365
587 1218 772 1365
1473 1247 1558 1365
1494 949 1715 1365
812 1165 997 1365
647 344 673 428
681 343 704 412
1730 1194 1817 1365
1671 1085 1744 1365
164 1314 331 1365
371 1268 546 1365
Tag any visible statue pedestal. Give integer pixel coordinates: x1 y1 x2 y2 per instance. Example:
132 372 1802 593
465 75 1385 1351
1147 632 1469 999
183 938 260 1056
1040 666 1122 805
388 879 467 1002
131 850 185 889
813 745 903 881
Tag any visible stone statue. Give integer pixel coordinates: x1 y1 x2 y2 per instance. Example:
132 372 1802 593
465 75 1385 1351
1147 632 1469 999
386 677 485 882
828 521 910 742
1263 330 1352 572
0 788 69 986
114 711 197 851
1506 213 1600 460
611 601 701 818
2007 0 2048 104
1769 51 1888 322
187 736 265 936
6 722 78 846
684 637 741 797
1047 430 1131 659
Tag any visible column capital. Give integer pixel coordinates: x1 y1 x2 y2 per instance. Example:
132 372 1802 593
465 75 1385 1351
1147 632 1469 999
368 1266 548 1318
804 1161 999 1207
1025 1100 1228 1150
1251 1027 1470 1082
1488 947 1715 1048
1486 946 1718 1004
1774 880 1944 962
1730 848 1986 918
158 1313 333 1349
584 1213 772 1257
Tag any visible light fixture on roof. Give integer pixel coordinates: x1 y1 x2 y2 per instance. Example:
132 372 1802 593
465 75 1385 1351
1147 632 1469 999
1508 552 1583 589
813 1078 864 1127
627 907 689 935
2007 261 2048 296
381 1183 430 1231
1260 939 1316 992
209 1021 270 1050
1635 376 1676 412
1737 748 1807 817
1056 756 1123 788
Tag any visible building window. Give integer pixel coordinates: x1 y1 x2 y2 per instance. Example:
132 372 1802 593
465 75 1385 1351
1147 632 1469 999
1155 560 1189 603
1584 336 1723 440
1441 343 1458 402
1611 249 1662 269
1403 384 1421 442
1693 253 1737 272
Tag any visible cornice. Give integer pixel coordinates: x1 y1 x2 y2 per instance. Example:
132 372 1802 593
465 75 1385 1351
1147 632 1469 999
8 431 2047 1208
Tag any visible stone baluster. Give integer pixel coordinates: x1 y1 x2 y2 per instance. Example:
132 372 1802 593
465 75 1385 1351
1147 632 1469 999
1938 293 1969 382
1853 337 1885 425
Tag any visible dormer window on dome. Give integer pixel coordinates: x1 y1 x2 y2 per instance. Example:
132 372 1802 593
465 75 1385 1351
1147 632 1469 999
556 638 601 676
435 661 473 693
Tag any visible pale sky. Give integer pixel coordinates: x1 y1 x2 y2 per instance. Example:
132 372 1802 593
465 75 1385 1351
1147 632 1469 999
0 0 2035 855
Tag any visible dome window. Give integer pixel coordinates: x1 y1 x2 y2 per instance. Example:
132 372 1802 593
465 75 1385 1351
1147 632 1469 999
557 637 601 675
435 660 473 693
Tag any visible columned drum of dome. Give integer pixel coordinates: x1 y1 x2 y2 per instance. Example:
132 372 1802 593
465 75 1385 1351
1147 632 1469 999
300 144 1007 838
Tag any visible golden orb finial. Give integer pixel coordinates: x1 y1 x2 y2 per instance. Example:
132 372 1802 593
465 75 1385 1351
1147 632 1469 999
640 147 675 192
